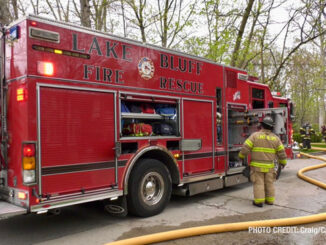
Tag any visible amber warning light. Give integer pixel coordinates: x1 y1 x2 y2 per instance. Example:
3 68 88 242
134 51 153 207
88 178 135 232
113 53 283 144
17 87 27 102
37 61 54 76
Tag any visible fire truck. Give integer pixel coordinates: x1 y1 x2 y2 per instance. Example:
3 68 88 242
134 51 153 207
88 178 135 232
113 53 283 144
0 15 294 218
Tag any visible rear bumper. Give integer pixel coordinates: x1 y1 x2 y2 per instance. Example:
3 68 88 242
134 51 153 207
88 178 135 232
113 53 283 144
0 201 27 219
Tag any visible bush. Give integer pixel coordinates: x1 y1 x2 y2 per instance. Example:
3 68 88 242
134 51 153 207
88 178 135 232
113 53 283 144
293 132 323 143
311 133 323 143
293 133 302 143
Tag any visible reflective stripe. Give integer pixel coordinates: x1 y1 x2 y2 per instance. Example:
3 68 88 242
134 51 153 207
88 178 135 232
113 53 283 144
252 147 276 153
276 144 285 152
239 152 245 159
260 168 269 173
245 139 253 148
279 159 287 164
254 198 265 204
266 197 275 202
251 162 274 169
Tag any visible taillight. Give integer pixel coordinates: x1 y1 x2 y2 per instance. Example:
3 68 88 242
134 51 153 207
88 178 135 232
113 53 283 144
17 87 27 102
22 143 36 185
23 144 35 157
37 61 54 76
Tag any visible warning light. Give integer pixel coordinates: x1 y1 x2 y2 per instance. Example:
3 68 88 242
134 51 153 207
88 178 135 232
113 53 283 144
37 61 54 76
17 87 27 102
18 192 27 200
9 26 20 40
173 153 180 159
54 49 63 54
23 144 35 157
31 21 37 26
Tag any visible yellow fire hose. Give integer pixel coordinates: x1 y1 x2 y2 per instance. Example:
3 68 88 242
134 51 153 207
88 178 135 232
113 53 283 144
107 150 326 245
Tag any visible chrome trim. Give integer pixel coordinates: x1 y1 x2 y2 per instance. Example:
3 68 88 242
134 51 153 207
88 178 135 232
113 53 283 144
121 136 181 141
211 100 215 170
181 99 185 175
36 84 42 194
123 146 180 194
181 172 224 184
31 189 123 213
114 93 118 185
36 82 116 94
29 26 60 43
119 91 180 101
226 166 246 175
22 141 38 186
182 97 215 103
6 75 27 83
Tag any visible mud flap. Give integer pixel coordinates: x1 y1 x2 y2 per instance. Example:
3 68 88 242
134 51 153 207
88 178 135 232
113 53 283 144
0 201 27 219
103 196 128 217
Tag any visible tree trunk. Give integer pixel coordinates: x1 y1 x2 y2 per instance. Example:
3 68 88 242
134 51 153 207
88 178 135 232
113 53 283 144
80 0 91 27
318 10 326 128
0 0 11 25
230 0 255 67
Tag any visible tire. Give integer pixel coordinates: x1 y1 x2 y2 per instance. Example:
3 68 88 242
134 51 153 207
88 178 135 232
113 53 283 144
127 159 172 217
274 161 282 180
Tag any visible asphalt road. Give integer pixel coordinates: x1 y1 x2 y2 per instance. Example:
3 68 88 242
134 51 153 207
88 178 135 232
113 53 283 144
0 155 326 245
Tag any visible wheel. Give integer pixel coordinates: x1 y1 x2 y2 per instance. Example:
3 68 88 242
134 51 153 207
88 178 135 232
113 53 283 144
274 161 282 180
127 159 172 217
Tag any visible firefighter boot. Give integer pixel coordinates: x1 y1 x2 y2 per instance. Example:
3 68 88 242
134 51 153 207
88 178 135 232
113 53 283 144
252 201 263 208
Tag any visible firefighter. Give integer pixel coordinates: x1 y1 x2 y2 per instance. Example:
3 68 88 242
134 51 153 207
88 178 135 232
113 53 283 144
300 123 315 149
321 125 326 143
239 116 287 207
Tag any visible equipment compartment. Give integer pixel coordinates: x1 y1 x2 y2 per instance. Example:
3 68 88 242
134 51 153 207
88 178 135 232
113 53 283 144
120 94 179 138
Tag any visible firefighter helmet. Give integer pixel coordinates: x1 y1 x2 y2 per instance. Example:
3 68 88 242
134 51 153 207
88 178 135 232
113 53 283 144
261 116 274 129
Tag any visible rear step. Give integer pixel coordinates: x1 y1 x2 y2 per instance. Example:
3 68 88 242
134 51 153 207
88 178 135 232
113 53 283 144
0 201 27 219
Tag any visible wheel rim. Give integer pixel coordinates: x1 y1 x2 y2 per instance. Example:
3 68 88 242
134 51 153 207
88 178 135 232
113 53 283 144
140 172 165 206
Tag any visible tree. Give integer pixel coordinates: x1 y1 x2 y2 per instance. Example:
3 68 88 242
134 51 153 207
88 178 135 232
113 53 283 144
286 48 322 127
0 0 11 25
230 0 255 67
155 0 196 48
124 0 148 43
46 0 71 22
73 0 91 27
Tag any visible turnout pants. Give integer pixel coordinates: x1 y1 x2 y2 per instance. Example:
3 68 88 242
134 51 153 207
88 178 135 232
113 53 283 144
303 139 311 149
250 167 276 204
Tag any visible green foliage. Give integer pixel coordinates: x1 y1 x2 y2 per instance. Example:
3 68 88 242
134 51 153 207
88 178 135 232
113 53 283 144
311 133 323 143
293 133 323 143
293 133 302 143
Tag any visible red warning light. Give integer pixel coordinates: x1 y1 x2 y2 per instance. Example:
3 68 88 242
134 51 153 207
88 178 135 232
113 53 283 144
37 61 54 76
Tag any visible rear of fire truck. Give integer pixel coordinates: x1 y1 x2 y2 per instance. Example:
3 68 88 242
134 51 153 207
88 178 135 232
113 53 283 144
0 21 30 218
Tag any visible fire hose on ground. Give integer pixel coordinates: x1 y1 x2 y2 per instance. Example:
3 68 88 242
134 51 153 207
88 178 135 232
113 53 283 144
106 148 326 245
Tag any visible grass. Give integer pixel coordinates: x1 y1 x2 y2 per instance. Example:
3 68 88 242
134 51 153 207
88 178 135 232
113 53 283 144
299 149 320 153
311 143 326 148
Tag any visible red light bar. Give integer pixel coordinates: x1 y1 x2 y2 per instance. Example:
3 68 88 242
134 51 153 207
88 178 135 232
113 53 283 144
37 61 54 76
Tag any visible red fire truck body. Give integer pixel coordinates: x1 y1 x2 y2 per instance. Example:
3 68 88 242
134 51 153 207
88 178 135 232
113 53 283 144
0 16 294 218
